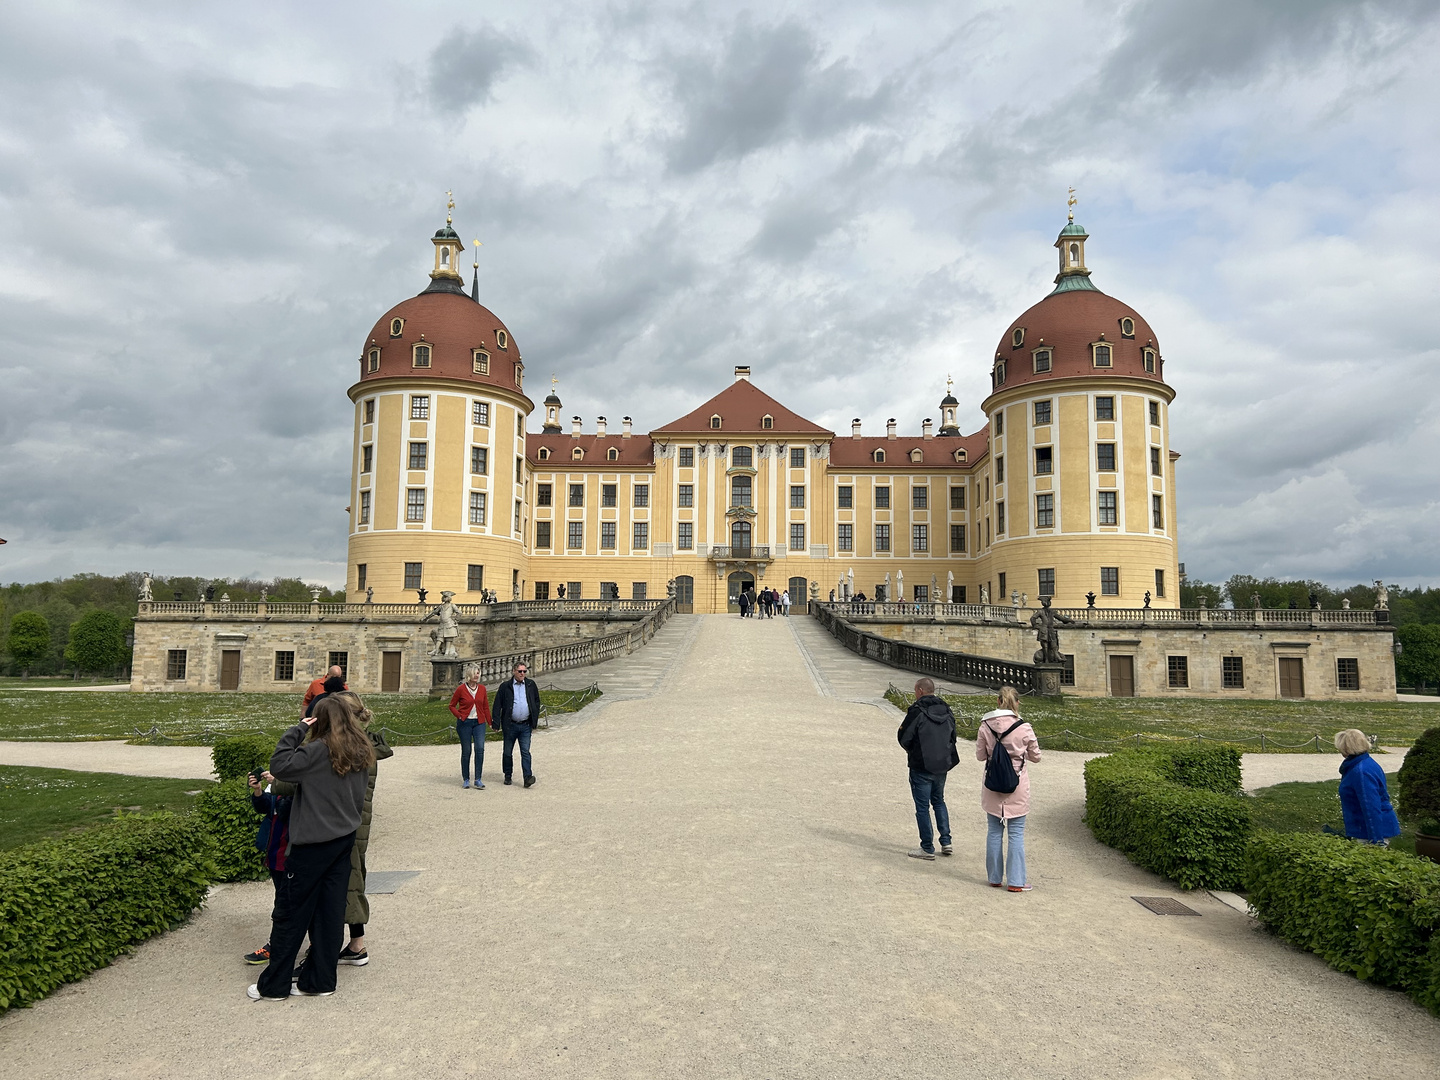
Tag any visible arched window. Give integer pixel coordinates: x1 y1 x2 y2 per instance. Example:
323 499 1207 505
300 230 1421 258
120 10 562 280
710 415 722 429
1142 348 1157 373
538 447 550 461
953 448 967 463
473 350 489 374
873 449 886 463
441 248 450 267
607 447 618 461
1093 344 1112 368
1033 349 1052 373
910 448 923 463
1069 242 1080 264
390 318 404 337
994 360 1006 386
732 445 752 468
762 415 773 429
572 447 584 460
367 348 380 373
413 344 431 368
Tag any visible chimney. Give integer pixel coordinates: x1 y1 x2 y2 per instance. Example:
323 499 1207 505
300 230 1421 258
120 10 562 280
622 416 632 439
922 418 934 439
571 416 582 438
851 418 862 439
596 416 607 437
734 366 751 382
886 418 897 440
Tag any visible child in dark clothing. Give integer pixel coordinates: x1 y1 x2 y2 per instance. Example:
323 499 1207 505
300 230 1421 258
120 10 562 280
244 769 294 965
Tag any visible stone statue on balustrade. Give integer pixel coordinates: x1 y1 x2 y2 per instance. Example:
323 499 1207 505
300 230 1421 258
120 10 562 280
421 591 461 657
1374 581 1389 610
137 572 153 602
1029 596 1074 665
979 584 989 605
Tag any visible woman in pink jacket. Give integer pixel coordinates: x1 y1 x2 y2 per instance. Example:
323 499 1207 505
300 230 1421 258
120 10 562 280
974 686 1042 891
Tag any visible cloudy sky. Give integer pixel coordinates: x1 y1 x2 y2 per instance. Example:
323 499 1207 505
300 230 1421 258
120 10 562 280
1 0 1437 590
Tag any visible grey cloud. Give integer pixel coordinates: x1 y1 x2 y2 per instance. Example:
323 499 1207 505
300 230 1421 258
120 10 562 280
427 25 532 112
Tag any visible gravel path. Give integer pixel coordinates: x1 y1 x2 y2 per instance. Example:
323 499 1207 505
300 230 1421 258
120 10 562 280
2 615 1436 1079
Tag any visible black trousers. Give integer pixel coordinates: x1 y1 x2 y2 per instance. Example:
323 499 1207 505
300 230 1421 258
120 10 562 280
257 832 355 997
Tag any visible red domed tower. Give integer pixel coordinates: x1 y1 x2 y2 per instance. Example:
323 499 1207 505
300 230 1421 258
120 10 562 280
346 204 534 604
974 208 1179 609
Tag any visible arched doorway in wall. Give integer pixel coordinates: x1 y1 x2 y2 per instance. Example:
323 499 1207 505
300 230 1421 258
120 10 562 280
727 570 754 612
788 575 809 615
674 574 694 614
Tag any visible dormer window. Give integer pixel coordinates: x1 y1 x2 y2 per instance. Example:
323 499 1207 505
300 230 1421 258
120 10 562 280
873 449 886 463
572 447 584 460
607 447 619 461
413 344 432 368
1142 348 1157 373
367 348 380 373
994 360 1006 387
473 350 489 375
1011 327 1025 348
390 318 404 337
710 415 722 429
514 362 523 389
762 415 773 429
1120 316 1135 338
538 447 551 461
1092 344 1112 368
953 448 967 463
496 330 508 349
909 448 923 463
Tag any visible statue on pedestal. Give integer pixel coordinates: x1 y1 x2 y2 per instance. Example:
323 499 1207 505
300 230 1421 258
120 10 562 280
1374 581 1389 610
979 584 989 605
421 591 461 657
138 573 153 602
364 587 373 604
1029 596 1074 665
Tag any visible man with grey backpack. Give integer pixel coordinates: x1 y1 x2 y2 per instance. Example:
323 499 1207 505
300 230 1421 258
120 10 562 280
897 677 960 860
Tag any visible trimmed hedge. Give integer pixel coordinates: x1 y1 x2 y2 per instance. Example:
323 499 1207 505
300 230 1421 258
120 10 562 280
1084 745 1250 890
0 813 215 1010
211 734 278 782
193 777 267 882
1247 830 1440 1015
1396 725 1440 828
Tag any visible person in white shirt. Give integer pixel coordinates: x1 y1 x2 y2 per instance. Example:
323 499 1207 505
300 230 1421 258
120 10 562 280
491 661 541 787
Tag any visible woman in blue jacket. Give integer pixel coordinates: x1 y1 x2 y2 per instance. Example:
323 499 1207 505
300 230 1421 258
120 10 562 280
1334 728 1401 845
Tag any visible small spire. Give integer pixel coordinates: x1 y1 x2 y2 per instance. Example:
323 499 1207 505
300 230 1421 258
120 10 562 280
946 374 953 395
446 190 455 225
1067 186 1077 223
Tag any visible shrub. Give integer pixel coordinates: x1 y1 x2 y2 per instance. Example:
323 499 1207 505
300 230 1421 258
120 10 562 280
1246 830 1440 1015
63 610 127 675
193 778 267 882
1084 745 1250 890
211 734 278 781
6 612 51 675
0 813 215 1010
1396 726 1440 830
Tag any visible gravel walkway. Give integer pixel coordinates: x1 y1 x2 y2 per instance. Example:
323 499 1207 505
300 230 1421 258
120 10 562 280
2 614 1436 1079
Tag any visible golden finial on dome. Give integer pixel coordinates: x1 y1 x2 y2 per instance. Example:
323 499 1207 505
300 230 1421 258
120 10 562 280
946 374 953 394
446 190 455 225
472 238 482 269
1067 186 1077 223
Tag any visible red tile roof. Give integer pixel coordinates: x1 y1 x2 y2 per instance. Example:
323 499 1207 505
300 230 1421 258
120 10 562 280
651 379 832 435
526 433 655 467
828 431 989 469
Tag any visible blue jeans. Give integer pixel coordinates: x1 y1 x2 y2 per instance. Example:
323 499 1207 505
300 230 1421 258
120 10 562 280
986 814 1026 886
908 768 951 853
502 719 533 779
456 719 485 782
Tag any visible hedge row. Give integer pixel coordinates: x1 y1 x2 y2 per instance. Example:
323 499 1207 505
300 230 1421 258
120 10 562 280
0 814 216 1009
1083 745 1250 890
1247 831 1440 1015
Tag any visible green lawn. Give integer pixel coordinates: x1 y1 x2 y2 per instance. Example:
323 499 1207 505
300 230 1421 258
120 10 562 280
887 687 1440 752
1247 777 1419 856
0 765 214 850
0 677 129 688
0 685 601 745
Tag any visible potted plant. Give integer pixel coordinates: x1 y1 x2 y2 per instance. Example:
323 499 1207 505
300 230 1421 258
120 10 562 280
1396 726 1440 862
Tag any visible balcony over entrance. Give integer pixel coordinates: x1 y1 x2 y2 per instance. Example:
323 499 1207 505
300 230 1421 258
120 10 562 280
709 544 772 561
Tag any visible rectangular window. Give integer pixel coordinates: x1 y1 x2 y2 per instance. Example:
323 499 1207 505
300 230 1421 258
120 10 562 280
790 447 805 468
356 564 366 591
875 486 890 509
731 476 752 507
994 412 1004 435
534 581 550 600
913 486 928 509
998 572 1007 599
364 400 375 424
473 401 489 426
409 442 428 470
537 483 552 506
513 500 522 533
1095 396 1114 421
569 484 584 507
602 484 617 507
166 649 187 680
1150 447 1161 476
679 447 694 468
677 522 693 550
1060 654 1075 686
1100 566 1119 596
566 582 583 600
950 486 965 509
1155 568 1166 597
1222 656 1245 689
732 446 753 468
632 582 648 601
875 524 891 552
404 562 423 589
467 565 484 592
469 491 487 525
361 445 372 473
634 484 649 508
1036 493 1054 528
950 524 966 553
273 651 295 681
1035 446 1053 475
600 522 617 549
599 582 619 601
1149 401 1160 426
328 652 348 679
1098 491 1117 525
914 585 929 602
995 502 1005 535
406 488 426 521
470 447 487 475
567 521 584 549
838 523 853 551
789 523 806 551
1168 655 1189 688
790 485 806 508
1033 350 1052 374
912 524 928 552
678 484 694 507
1037 568 1055 597
535 521 551 549
1152 494 1164 529
1096 443 1115 472
410 395 429 420
413 344 431 368
1034 400 1052 425
1337 658 1360 691
838 485 853 509
473 351 489 375
1093 344 1112 367
359 490 371 525
515 456 523 483
633 522 649 549
995 457 1005 483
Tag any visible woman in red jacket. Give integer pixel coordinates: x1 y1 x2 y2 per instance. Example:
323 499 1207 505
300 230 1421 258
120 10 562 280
448 668 490 789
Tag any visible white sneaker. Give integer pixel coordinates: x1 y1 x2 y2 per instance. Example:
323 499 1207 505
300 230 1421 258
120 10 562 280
247 984 286 1001
940 844 954 856
907 848 936 861
290 986 335 997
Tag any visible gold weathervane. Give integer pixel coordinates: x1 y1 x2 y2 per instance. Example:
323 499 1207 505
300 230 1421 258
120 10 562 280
473 238 482 268
1067 187 1077 223
551 374 558 394
446 190 455 225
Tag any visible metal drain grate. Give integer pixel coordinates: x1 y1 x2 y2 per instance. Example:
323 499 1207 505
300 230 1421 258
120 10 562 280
1132 895 1200 916
365 870 422 895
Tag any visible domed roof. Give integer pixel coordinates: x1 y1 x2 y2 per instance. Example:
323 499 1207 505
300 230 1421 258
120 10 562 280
941 391 959 406
992 288 1164 395
357 290 529 400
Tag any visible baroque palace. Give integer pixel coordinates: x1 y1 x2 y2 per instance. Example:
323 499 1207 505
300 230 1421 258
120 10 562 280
348 209 1178 616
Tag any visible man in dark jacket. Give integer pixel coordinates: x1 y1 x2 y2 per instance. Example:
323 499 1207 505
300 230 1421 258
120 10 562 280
897 677 959 861
491 660 542 787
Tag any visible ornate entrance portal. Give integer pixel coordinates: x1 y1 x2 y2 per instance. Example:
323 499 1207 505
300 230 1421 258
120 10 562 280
727 570 755 612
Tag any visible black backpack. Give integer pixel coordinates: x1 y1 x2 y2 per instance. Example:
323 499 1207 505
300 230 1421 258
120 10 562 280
983 719 1027 794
